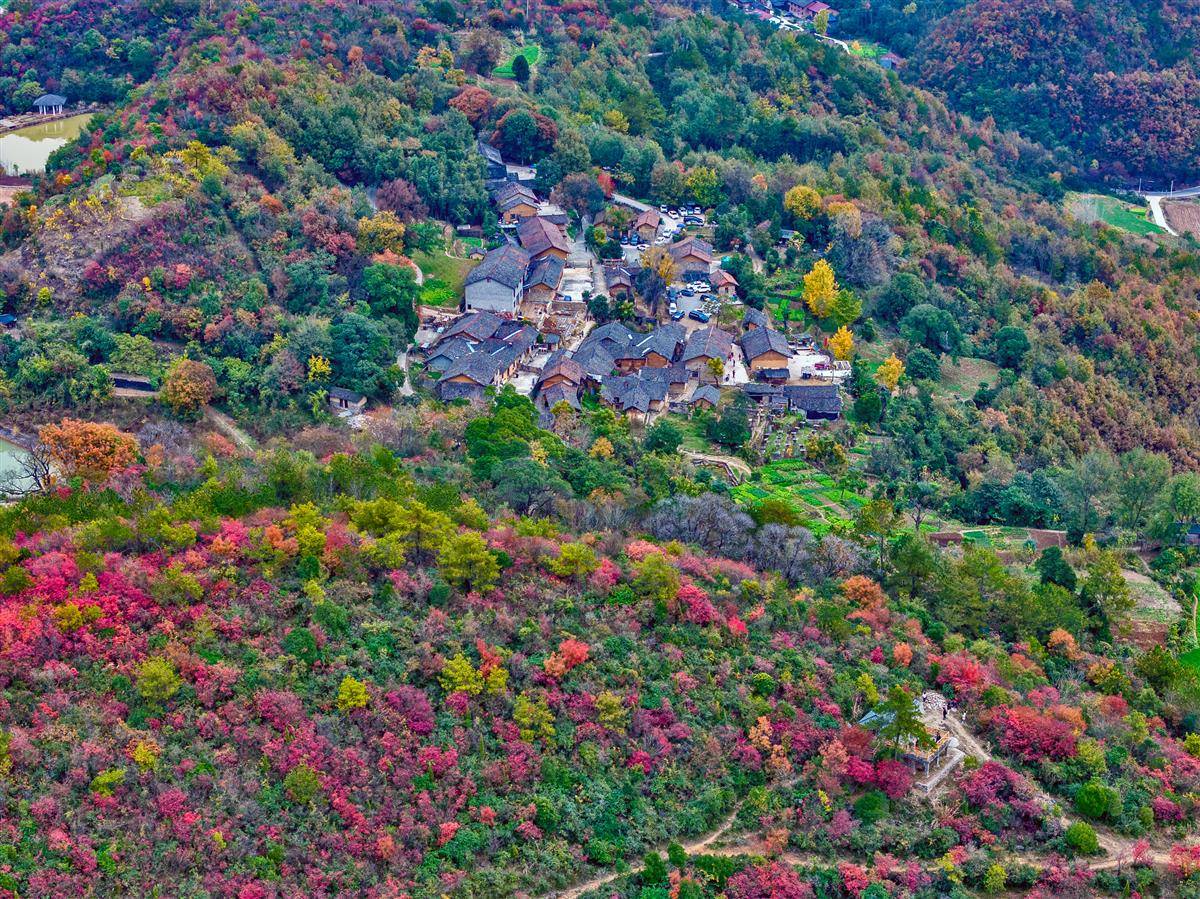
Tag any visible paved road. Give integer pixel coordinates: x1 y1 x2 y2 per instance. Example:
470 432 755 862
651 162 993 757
1141 183 1200 237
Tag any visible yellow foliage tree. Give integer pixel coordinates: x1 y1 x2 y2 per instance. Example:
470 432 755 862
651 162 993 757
783 184 822 221
804 259 838 318
641 246 678 285
829 326 854 360
875 354 905 391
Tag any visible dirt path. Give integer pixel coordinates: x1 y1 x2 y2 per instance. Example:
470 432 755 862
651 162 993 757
204 406 256 452
544 706 1176 898
546 778 804 899
681 450 752 481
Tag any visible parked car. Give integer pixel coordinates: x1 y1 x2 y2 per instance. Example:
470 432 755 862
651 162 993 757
668 208 680 217
683 215 703 225
671 310 686 321
668 301 678 313
681 288 695 297
688 310 711 323
659 204 669 213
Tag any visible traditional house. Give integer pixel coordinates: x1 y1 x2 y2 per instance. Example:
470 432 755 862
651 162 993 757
711 269 738 298
435 326 538 401
477 140 507 181
632 209 661 242
783 384 842 420
579 322 636 359
689 384 721 411
464 244 530 314
517 216 571 261
668 236 714 277
33 94 66 115
328 387 367 416
605 265 636 300
879 52 903 71
740 327 793 373
742 307 771 331
524 255 566 305
436 310 504 346
493 182 540 223
682 326 734 381
537 353 586 392
600 372 669 422
797 0 838 26
621 324 686 372
424 337 476 374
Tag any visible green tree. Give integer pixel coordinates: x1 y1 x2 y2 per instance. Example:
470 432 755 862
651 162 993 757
511 52 530 83
993 326 1030 369
644 420 683 455
439 532 500 593
855 498 899 569
362 263 419 336
1035 546 1076 591
1115 449 1170 531
876 685 932 758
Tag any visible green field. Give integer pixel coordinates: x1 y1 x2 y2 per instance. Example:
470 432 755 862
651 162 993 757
494 45 541 79
847 40 886 59
1181 647 1200 673
1066 192 1164 237
731 457 868 532
413 251 477 309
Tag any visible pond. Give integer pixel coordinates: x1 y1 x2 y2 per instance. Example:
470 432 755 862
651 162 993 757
0 113 92 176
0 436 34 495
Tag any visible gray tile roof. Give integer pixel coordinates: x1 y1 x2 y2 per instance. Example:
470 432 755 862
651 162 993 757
691 385 721 406
478 141 504 165
525 255 565 291
783 384 842 415
538 382 581 411
493 182 538 207
466 244 531 290
740 327 792 361
426 337 475 371
601 373 669 413
573 342 619 378
742 307 771 329
630 323 685 362
683 326 734 363
537 352 585 387
438 311 502 345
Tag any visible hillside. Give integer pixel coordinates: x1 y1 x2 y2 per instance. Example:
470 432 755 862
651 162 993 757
0 3 1198 894
835 0 1200 182
0 406 1196 896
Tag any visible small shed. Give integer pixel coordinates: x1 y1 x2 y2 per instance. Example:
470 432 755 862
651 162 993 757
328 386 367 415
33 94 67 115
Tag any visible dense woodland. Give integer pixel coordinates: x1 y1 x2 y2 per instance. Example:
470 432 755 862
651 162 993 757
836 0 1200 183
0 0 1199 895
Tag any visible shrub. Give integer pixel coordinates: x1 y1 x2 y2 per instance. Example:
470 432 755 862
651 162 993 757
283 764 322 805
853 789 889 824
1075 779 1119 821
90 768 127 796
336 675 369 711
1065 821 1099 855
982 863 1006 894
137 657 182 704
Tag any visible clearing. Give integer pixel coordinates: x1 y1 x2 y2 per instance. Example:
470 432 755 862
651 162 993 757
412 250 476 309
1066 192 1164 237
494 45 541 79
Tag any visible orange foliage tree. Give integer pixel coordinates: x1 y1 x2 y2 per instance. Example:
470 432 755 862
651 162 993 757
162 358 217 419
39 419 139 482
